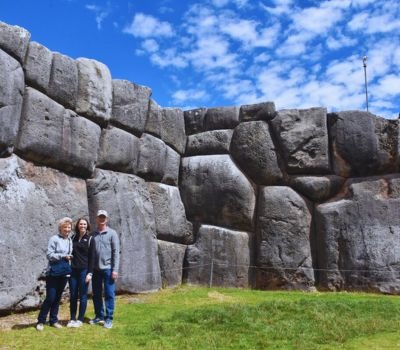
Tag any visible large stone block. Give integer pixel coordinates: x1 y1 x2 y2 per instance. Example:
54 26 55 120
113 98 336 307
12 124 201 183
0 21 31 63
48 52 78 110
185 225 251 287
145 99 163 137
16 87 101 178
239 102 276 122
147 183 193 244
181 155 256 231
97 126 139 174
184 108 207 135
0 49 24 157
0 155 88 311
111 79 151 135
76 58 112 124
186 129 233 156
24 41 53 93
87 169 161 293
271 108 330 174
230 121 283 185
328 111 399 177
137 133 180 185
204 106 240 131
256 186 315 290
315 176 400 294
158 240 187 288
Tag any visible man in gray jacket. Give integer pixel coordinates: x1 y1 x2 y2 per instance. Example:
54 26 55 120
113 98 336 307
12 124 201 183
89 210 120 329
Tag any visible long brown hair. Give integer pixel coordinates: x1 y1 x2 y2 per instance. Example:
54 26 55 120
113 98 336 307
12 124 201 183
74 217 91 235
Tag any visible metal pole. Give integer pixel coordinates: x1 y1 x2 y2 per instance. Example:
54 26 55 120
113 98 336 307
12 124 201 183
209 241 214 288
363 56 369 112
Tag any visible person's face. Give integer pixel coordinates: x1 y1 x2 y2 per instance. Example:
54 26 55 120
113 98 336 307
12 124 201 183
60 223 71 237
78 220 88 234
96 215 108 228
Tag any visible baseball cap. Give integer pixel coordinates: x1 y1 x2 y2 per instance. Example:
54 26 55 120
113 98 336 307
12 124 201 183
97 210 108 217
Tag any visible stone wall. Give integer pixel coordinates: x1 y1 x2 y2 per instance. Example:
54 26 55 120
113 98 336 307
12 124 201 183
1 21 399 312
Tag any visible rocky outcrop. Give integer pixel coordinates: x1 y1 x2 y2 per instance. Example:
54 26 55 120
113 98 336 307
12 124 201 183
0 19 399 313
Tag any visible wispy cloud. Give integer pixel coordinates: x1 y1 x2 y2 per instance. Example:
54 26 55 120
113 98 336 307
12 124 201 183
123 13 174 38
86 4 110 29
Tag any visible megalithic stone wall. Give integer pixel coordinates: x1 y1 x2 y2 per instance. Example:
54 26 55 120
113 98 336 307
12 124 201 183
0 20 400 313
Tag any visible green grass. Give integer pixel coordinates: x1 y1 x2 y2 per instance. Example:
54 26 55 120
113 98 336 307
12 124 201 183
1 286 400 349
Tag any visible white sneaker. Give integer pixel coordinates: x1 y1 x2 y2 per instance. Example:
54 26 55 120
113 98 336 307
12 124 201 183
36 323 44 331
67 320 76 328
51 322 63 329
72 320 83 328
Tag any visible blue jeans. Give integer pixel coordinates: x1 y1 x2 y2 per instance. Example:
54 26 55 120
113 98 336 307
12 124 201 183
69 268 88 322
37 276 68 324
92 269 115 321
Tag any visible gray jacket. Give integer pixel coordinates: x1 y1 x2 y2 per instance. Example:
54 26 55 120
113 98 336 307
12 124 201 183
91 227 120 272
46 234 72 272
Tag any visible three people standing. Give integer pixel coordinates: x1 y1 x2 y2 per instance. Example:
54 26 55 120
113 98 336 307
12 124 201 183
36 210 120 330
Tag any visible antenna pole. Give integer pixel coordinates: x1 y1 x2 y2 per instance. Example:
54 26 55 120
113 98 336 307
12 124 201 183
363 56 369 112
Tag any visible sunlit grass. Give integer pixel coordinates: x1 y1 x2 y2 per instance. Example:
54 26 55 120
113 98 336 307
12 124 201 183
1 286 400 349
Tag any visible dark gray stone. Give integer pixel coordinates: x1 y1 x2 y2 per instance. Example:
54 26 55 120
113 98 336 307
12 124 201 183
111 79 151 135
328 111 399 177
271 108 330 174
76 58 112 124
87 169 161 293
256 186 315 290
315 176 400 294
184 108 207 135
48 52 78 110
0 21 31 63
162 108 186 154
145 99 163 137
181 155 256 231
239 102 276 122
204 106 239 131
24 41 53 93
0 155 88 311
230 121 283 185
289 175 346 202
185 225 251 287
186 129 233 156
97 126 139 174
147 183 193 244
0 49 24 157
158 240 187 288
16 87 101 178
162 146 180 186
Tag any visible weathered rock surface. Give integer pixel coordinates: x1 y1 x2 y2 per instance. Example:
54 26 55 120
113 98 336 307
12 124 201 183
181 155 256 231
137 133 179 186
315 176 400 293
204 106 239 131
48 53 78 111
24 41 53 93
186 129 233 156
328 111 399 177
111 79 151 135
158 240 187 288
185 225 251 287
239 102 276 122
256 186 315 290
147 183 193 244
0 49 24 157
161 108 186 154
76 58 112 124
16 87 101 178
87 169 161 293
289 175 346 202
230 121 283 185
0 21 31 63
97 126 139 174
0 155 88 310
184 108 207 135
271 108 330 174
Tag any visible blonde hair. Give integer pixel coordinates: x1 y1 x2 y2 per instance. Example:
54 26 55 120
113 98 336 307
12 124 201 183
58 217 73 233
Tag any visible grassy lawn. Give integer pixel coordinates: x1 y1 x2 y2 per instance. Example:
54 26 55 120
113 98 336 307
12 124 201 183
1 285 400 349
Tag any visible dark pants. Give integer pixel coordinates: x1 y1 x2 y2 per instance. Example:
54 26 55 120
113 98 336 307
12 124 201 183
37 276 68 324
92 269 115 321
69 268 88 322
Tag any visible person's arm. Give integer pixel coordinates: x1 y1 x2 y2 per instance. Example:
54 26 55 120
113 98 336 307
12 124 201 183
46 236 65 262
111 231 120 280
86 236 94 283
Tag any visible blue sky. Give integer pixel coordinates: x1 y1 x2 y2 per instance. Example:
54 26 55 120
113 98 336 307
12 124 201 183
1 0 399 118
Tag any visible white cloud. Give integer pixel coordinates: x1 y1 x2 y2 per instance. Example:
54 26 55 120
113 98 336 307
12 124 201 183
141 39 159 53
123 13 174 38
172 88 208 103
86 4 110 29
150 49 188 68
372 74 400 98
326 32 358 50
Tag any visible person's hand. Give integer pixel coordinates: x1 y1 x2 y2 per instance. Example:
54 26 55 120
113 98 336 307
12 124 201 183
64 255 73 261
112 271 118 280
85 274 92 283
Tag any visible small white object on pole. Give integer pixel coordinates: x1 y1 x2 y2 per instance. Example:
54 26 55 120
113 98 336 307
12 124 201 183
363 56 369 112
